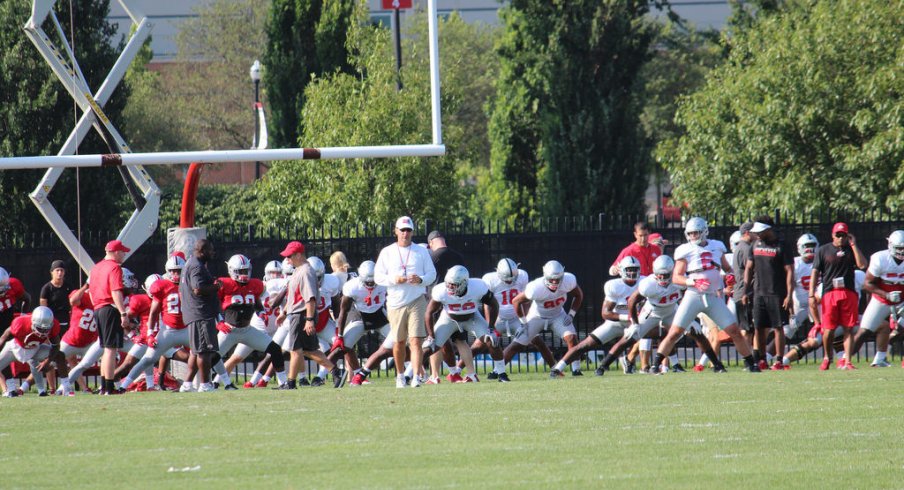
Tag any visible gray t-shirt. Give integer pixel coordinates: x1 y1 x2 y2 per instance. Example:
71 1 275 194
180 255 221 324
732 240 752 301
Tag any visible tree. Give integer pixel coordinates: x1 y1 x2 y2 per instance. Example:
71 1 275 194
0 0 134 240
485 0 658 222
263 0 357 148
660 0 904 216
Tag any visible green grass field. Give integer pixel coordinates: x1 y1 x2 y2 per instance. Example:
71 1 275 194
3 363 903 489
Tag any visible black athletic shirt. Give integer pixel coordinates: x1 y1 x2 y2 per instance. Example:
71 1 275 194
40 281 74 326
430 247 465 286
749 238 793 297
813 243 856 293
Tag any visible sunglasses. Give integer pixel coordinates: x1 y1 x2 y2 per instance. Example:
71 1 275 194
399 228 413 233
834 232 848 238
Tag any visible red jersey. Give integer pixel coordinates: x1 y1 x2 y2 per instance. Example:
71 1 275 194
611 243 662 276
88 259 125 309
62 290 97 348
149 279 185 329
10 314 60 349
0 277 26 313
218 277 264 328
128 293 153 343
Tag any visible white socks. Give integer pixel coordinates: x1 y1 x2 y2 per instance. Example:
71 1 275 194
553 361 566 371
493 360 506 374
275 371 288 385
571 361 581 372
698 354 709 366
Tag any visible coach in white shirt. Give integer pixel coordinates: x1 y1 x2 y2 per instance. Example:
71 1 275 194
375 216 436 387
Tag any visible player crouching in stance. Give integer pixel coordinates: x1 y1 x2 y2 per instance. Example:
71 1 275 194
422 266 499 384
549 257 640 377
0 306 60 397
597 256 725 375
654 218 760 373
504 260 584 375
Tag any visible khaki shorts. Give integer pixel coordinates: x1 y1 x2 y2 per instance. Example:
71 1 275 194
387 296 427 342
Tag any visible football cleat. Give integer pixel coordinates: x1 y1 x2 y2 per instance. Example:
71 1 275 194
396 375 407 388
497 372 511 383
426 376 441 385
38 391 49 397
843 360 857 370
571 369 584 377
819 358 831 371
836 358 846 369
757 360 769 371
350 373 365 386
243 381 255 389
198 384 216 393
446 373 464 383
223 383 239 391
179 384 197 393
745 364 761 373
410 376 421 388
693 364 705 372
462 375 479 383
640 366 653 374
299 377 311 387
487 372 499 380
595 366 607 376
332 369 346 388
671 364 686 373
310 376 325 387
713 365 728 373
549 369 564 378
770 362 785 371
276 380 296 390
3 391 18 398
871 360 891 368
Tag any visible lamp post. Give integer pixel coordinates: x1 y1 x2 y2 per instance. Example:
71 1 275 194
250 59 262 180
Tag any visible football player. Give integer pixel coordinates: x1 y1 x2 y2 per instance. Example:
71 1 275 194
0 266 30 336
503 260 585 375
231 259 284 387
788 233 819 340
653 217 759 373
0 306 60 397
58 283 97 392
422 265 499 383
549 256 641 377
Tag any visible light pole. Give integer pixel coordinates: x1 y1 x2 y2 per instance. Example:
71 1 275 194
250 59 262 180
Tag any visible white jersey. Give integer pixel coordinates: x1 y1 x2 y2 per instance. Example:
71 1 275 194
342 277 387 315
316 274 342 313
431 279 490 316
603 277 639 314
524 273 578 319
674 239 727 294
482 269 529 320
637 275 684 316
793 257 814 298
867 250 904 304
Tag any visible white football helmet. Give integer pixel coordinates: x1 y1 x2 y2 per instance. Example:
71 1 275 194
685 217 708 245
358 260 376 287
0 267 9 294
496 258 519 285
281 257 295 276
227 254 252 283
618 256 641 282
264 260 283 280
445 265 469 296
729 231 742 254
31 306 54 335
652 255 675 287
165 255 186 283
122 268 138 290
144 273 163 295
307 257 325 286
797 233 819 260
888 230 904 260
542 260 565 291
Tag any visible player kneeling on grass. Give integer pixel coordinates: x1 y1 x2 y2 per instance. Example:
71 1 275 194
422 266 499 384
550 256 640 378
0 306 61 397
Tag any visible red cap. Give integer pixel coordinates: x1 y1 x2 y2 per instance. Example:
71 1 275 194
648 233 668 245
105 240 131 253
172 251 186 260
280 241 306 257
832 222 849 234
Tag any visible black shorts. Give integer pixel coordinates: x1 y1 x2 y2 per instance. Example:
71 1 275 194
735 300 754 332
289 314 320 351
188 318 219 354
361 310 389 331
95 305 124 349
753 295 785 329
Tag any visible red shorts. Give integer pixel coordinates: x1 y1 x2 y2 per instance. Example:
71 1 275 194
820 289 859 329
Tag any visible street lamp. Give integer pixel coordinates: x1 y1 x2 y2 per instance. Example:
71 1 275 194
250 59 262 179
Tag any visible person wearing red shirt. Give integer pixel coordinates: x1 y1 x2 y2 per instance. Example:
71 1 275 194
88 240 131 395
608 222 662 276
0 307 60 397
59 285 97 392
0 266 30 337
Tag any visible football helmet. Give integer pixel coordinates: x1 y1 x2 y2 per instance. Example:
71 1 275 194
542 260 565 291
445 265 469 297
264 260 283 280
144 274 163 295
618 256 641 281
684 217 708 245
307 257 325 286
165 255 186 283
31 306 54 335
227 254 252 283
496 258 519 285
281 257 295 276
797 233 819 260
358 260 376 288
0 267 9 294
729 231 742 254
122 268 138 290
888 230 904 260
652 255 675 287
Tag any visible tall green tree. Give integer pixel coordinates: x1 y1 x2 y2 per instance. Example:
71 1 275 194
0 0 132 240
263 0 357 148
660 0 904 216
486 0 658 221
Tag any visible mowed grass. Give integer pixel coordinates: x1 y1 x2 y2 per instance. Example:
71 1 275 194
2 363 904 489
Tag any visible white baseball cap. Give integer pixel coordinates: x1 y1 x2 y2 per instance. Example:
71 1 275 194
395 216 414 230
750 222 771 233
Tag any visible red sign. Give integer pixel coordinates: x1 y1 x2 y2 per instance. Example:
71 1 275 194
382 0 412 9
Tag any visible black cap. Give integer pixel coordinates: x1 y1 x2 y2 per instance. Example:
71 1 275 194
50 260 66 271
739 222 754 234
427 230 444 242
